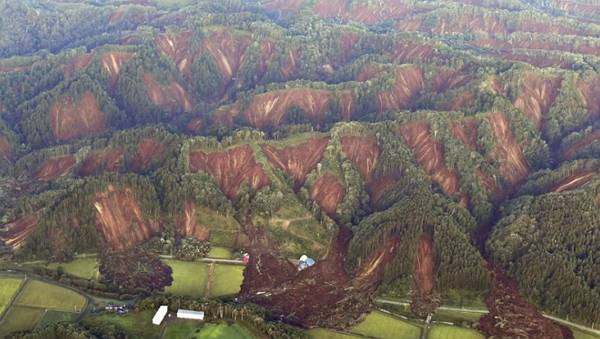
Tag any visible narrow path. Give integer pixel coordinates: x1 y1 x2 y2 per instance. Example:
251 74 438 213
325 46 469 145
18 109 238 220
204 263 215 298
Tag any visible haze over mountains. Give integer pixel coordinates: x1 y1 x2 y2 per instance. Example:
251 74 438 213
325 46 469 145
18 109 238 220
1 1 600 338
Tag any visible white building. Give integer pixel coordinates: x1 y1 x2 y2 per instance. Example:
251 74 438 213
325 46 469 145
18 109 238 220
177 309 205 321
152 305 168 325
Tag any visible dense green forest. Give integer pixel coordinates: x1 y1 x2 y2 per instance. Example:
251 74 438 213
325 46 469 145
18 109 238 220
1 0 600 336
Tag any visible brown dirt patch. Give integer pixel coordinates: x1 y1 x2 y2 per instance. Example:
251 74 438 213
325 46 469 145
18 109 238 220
577 76 600 121
450 119 478 149
356 64 386 82
431 69 472 93
314 0 410 24
143 73 193 113
477 169 497 194
93 184 160 251
551 171 597 193
34 155 76 181
339 31 360 63
263 0 305 12
513 74 562 130
480 266 572 339
101 52 134 86
486 112 529 187
178 200 209 240
109 6 127 25
241 224 401 328
341 135 380 182
189 144 271 200
79 148 124 176
203 29 251 85
261 138 329 190
414 232 434 297
0 135 11 159
154 31 193 73
130 138 164 173
310 174 346 218
393 41 434 63
50 91 107 142
281 49 300 80
0 214 39 249
436 92 477 112
64 53 92 79
399 121 462 198
377 66 424 113
559 130 600 161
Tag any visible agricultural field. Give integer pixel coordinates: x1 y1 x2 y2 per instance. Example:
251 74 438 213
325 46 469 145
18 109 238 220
0 276 23 316
308 328 363 338
0 306 45 336
15 280 86 312
82 310 158 339
47 257 100 280
428 325 485 339
351 311 422 339
210 264 244 297
164 322 256 339
208 247 233 259
164 260 209 297
431 308 484 323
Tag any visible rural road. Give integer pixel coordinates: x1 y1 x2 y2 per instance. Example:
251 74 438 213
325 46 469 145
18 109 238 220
375 298 600 335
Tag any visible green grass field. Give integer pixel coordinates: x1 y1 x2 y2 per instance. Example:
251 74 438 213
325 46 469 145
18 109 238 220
0 277 23 316
428 325 485 339
47 257 99 280
208 247 233 259
37 310 78 328
195 323 255 339
431 309 484 323
308 328 363 338
164 260 209 297
15 280 86 313
0 306 45 336
572 329 600 339
211 265 244 297
82 310 159 339
351 311 422 339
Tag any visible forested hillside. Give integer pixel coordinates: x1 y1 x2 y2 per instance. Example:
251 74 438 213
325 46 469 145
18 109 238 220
1 0 599 337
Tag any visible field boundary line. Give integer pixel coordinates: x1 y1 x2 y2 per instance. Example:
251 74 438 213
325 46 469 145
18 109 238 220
0 274 28 325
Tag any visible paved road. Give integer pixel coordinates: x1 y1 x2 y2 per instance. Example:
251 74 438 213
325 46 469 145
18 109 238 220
375 298 600 335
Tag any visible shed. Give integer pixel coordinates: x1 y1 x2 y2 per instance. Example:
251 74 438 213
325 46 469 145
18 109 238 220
152 305 168 325
177 309 205 321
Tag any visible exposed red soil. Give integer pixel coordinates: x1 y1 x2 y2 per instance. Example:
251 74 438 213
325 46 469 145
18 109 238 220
109 6 127 25
399 121 462 198
64 53 92 79
34 154 76 181
486 112 529 187
93 185 160 251
393 41 434 63
188 144 271 200
473 36 600 58
0 214 39 249
477 169 498 194
551 171 597 193
241 223 401 328
50 91 107 142
203 29 251 85
377 66 424 113
480 265 573 339
154 31 193 73
549 0 600 16
450 119 479 149
413 233 434 297
577 76 600 121
513 74 562 130
559 130 600 161
431 69 472 93
130 138 164 173
340 135 399 206
101 52 134 86
310 174 346 218
356 64 386 82
186 117 203 134
0 135 11 158
263 0 305 12
430 13 507 35
143 73 192 113
314 0 410 25
79 148 124 176
177 200 209 240
436 92 477 112
281 49 300 80
260 138 329 190
218 88 350 129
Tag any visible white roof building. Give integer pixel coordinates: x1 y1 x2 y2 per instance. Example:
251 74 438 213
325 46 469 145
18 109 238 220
152 305 168 325
177 309 205 321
